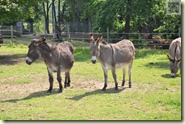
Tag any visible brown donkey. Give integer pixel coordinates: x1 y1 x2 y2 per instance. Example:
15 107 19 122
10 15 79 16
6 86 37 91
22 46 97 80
89 34 135 91
26 37 74 93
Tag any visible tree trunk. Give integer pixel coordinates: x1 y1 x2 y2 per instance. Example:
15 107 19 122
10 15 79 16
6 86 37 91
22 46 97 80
148 18 153 39
125 0 132 39
57 0 62 40
45 15 50 34
61 2 66 23
52 0 57 39
42 1 51 34
30 20 34 33
52 0 57 25
58 0 61 27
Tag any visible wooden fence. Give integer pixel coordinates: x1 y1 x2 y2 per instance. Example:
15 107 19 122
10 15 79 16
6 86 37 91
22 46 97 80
0 25 22 41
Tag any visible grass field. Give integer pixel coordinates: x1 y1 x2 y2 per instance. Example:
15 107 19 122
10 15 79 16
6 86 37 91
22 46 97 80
0 38 181 120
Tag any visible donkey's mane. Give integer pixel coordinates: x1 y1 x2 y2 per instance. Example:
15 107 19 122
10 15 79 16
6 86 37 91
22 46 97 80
101 40 108 45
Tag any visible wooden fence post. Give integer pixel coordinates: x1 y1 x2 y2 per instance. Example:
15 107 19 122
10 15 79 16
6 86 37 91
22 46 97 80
11 25 13 42
179 27 181 37
67 23 70 40
0 25 1 35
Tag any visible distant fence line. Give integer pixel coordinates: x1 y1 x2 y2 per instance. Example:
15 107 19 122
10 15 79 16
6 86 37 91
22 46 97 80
57 31 180 42
0 24 180 48
58 24 180 43
41 30 179 49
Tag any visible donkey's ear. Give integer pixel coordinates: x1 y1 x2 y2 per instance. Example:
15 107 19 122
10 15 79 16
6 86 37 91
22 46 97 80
90 34 94 42
99 34 103 40
176 58 181 63
38 37 46 43
41 37 46 42
97 34 103 44
35 37 46 46
167 55 173 62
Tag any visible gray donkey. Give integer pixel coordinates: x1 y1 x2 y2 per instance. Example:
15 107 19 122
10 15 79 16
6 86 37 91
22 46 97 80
89 34 135 91
167 37 181 77
26 37 74 93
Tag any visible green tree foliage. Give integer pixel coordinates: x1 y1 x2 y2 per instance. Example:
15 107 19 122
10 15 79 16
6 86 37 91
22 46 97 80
0 0 181 39
83 0 180 39
0 0 42 25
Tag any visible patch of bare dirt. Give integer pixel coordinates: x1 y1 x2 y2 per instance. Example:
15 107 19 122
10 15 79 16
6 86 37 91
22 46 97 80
0 80 104 95
0 79 128 99
71 80 103 90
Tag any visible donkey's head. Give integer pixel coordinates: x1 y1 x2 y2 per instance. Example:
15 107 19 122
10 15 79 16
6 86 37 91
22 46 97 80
89 34 103 64
26 37 46 65
167 55 181 77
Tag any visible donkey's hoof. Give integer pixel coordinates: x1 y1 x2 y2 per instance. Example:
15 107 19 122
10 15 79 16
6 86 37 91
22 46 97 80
67 83 70 87
58 89 63 93
47 89 52 93
129 82 132 88
115 87 118 90
102 87 106 91
64 83 70 88
121 81 125 86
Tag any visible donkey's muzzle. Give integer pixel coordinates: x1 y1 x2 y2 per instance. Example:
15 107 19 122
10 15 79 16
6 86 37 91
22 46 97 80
91 56 96 64
91 60 96 64
26 57 32 65
171 73 175 78
26 60 32 65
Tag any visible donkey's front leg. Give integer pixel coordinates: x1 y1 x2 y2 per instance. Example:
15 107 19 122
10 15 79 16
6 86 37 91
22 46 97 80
102 69 108 91
47 68 53 93
111 68 118 90
57 67 63 93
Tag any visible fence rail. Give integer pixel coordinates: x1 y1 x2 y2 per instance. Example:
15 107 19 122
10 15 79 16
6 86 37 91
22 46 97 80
59 31 179 41
40 31 179 49
0 25 22 41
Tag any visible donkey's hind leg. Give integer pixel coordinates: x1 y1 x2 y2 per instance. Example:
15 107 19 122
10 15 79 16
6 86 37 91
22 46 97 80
57 67 63 93
122 67 126 86
64 72 70 88
64 72 68 88
128 61 133 88
67 72 71 87
47 68 53 93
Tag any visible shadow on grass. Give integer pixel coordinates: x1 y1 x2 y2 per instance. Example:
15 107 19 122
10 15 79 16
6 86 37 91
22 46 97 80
161 74 181 78
0 53 44 66
0 54 26 65
2 87 128 103
68 86 128 101
144 61 169 70
1 89 60 103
